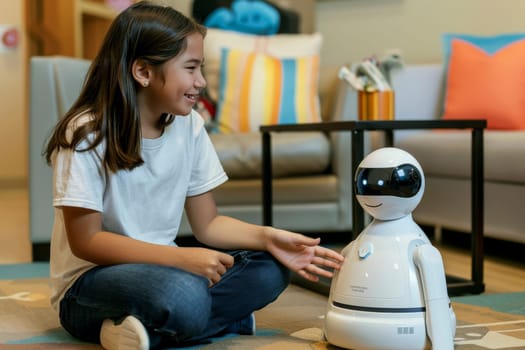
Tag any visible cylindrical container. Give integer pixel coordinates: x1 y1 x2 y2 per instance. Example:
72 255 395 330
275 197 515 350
358 90 395 121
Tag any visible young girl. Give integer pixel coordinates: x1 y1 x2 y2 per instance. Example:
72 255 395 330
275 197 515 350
44 2 344 349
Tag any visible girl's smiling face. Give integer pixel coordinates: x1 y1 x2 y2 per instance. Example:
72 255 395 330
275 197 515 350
138 32 207 123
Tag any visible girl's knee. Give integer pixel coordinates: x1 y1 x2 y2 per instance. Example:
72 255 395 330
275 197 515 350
141 276 212 338
247 252 291 300
266 258 291 295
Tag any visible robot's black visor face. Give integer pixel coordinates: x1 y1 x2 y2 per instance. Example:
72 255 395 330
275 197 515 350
355 164 422 198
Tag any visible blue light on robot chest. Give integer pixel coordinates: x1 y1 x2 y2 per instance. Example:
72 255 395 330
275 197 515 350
355 164 422 197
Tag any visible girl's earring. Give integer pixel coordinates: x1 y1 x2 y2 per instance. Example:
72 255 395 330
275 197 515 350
143 81 149 87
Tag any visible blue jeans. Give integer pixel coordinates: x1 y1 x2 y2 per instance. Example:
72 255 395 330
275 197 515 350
59 250 290 348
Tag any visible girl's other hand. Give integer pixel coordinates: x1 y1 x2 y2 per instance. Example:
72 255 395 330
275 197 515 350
177 247 234 287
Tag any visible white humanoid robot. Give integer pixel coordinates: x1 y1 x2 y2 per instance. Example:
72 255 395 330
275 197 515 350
324 147 456 350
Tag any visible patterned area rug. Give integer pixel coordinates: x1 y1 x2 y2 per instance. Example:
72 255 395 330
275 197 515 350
1 263 524 349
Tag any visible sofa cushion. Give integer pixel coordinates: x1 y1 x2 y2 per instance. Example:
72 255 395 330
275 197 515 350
203 28 322 102
214 47 321 133
441 34 525 130
397 131 525 184
442 32 525 69
210 131 330 179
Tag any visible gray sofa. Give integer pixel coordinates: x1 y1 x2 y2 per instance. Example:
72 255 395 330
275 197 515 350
343 64 525 246
28 56 354 259
30 57 525 261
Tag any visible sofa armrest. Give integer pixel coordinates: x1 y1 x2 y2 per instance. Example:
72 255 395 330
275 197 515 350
29 56 91 248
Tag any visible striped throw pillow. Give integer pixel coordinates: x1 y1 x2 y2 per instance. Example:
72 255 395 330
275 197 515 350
214 48 321 134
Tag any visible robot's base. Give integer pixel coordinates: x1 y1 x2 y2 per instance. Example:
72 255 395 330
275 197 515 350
324 308 430 350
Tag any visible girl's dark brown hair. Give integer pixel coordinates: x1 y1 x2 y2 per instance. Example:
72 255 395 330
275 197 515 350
44 1 206 172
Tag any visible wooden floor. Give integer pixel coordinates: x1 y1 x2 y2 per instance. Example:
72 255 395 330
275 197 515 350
435 237 525 293
1 185 524 294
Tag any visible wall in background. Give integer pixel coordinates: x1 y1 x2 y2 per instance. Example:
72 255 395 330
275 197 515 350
316 0 525 66
173 0 525 65
0 0 26 185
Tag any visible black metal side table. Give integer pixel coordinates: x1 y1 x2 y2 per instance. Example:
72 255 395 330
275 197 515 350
260 119 487 296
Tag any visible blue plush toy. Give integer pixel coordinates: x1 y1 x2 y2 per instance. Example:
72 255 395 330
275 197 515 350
204 0 280 35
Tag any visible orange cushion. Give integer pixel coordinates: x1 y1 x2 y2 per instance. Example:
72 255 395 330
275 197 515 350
442 38 525 129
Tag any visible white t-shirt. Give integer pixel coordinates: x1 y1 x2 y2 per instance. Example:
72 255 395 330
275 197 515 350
49 110 228 310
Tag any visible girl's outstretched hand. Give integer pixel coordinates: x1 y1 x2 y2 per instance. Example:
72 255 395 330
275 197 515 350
264 229 345 282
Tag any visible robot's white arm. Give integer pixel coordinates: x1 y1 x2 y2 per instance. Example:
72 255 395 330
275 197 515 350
413 244 455 350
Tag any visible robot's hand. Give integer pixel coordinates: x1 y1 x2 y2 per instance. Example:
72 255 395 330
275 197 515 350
413 244 455 350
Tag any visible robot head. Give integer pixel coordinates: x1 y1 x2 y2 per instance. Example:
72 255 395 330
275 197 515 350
355 147 424 220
